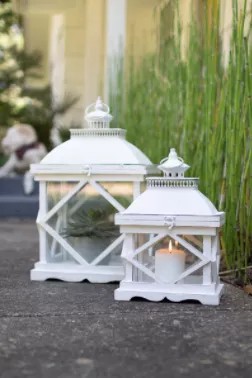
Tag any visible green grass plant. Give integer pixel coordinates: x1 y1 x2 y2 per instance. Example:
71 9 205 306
109 0 252 276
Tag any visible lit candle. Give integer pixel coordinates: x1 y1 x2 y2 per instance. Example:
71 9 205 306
155 240 185 283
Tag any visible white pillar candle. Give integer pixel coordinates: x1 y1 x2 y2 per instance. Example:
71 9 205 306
155 241 185 283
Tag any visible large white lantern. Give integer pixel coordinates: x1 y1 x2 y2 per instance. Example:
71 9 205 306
114 148 225 305
30 97 156 283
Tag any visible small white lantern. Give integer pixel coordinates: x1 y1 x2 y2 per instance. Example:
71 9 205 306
30 97 156 283
114 148 225 305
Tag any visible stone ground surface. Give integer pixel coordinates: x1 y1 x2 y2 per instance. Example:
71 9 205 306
0 220 252 378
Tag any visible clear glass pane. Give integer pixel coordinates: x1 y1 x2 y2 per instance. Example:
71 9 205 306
132 234 204 283
47 182 78 211
45 181 132 265
102 181 133 209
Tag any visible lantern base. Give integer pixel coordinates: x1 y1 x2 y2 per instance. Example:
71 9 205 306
114 281 224 305
30 262 124 283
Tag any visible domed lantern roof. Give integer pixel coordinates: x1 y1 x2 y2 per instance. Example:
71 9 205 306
31 97 156 176
116 148 225 227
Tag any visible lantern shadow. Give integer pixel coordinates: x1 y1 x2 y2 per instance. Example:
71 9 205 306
44 278 65 282
131 297 201 304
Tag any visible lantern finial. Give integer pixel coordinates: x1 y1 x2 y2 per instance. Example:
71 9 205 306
95 96 104 111
85 96 113 128
158 148 190 178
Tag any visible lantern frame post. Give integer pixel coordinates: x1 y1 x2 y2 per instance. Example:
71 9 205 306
37 181 48 264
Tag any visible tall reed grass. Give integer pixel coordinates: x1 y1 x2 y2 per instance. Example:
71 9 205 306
109 0 252 275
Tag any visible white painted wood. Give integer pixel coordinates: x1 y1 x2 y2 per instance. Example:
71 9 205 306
33 173 146 183
119 280 217 294
37 182 48 263
119 225 217 235
31 263 124 283
212 235 219 283
115 213 225 228
203 236 212 284
114 282 224 305
132 179 142 280
31 164 157 177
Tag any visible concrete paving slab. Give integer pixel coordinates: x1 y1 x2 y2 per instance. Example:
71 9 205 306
0 220 252 378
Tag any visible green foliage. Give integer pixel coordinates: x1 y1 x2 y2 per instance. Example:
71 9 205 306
62 200 119 239
110 0 252 274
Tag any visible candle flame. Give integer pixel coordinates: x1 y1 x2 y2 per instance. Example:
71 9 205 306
168 240 173 252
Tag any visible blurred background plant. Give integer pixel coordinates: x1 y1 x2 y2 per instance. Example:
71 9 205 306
0 0 76 165
110 0 252 278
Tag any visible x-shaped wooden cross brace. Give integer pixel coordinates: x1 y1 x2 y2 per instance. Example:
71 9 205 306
37 179 126 265
123 232 209 284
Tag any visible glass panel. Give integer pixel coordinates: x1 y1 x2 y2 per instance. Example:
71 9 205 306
46 230 66 263
133 234 155 283
101 181 133 208
132 234 204 284
47 182 78 211
45 181 132 265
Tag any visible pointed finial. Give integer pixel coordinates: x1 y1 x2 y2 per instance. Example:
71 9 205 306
168 148 179 160
95 96 104 111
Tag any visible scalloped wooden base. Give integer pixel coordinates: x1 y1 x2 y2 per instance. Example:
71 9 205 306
114 281 224 305
31 262 124 283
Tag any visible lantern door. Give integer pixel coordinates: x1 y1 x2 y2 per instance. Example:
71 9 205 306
116 227 223 304
33 179 136 282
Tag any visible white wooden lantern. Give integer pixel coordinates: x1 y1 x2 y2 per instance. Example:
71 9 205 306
30 97 157 283
114 148 225 305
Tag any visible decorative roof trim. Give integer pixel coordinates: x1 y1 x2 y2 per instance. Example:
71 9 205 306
70 128 126 138
147 177 199 189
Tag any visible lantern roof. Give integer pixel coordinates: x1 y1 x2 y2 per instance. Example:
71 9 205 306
115 148 224 226
31 97 156 176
